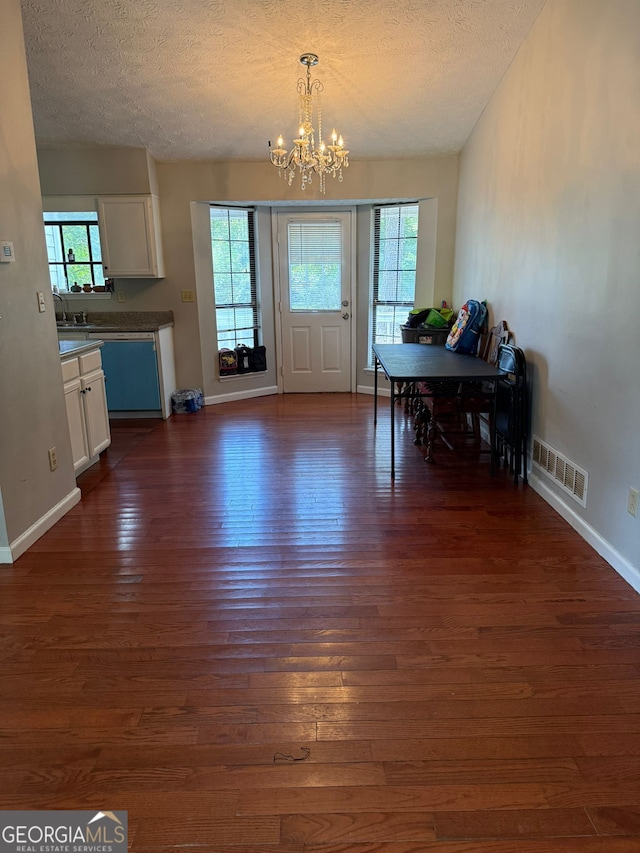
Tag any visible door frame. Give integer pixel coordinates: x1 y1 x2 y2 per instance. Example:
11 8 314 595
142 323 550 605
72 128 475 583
271 206 357 393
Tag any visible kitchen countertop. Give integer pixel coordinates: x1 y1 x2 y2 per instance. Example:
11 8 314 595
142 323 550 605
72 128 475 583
56 310 174 333
59 338 104 359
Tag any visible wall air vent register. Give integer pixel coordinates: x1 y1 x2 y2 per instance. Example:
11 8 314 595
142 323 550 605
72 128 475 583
532 436 588 508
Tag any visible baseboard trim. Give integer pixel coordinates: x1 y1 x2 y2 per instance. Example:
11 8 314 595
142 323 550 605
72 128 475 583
205 385 278 406
2 488 82 564
357 383 390 397
529 472 640 594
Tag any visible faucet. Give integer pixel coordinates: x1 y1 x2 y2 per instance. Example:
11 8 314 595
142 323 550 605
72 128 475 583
52 292 67 322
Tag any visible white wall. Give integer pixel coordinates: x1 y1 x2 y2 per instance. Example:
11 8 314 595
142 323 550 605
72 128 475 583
453 0 640 584
0 0 79 562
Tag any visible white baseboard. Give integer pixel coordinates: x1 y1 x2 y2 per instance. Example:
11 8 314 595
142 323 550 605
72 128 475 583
1 487 81 564
357 383 390 397
353 397 638 593
529 472 640 594
205 385 278 406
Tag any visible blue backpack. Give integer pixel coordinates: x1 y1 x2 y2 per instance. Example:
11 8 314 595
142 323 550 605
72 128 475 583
445 300 488 355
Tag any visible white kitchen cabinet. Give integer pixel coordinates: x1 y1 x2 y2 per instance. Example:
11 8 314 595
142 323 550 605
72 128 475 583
97 195 165 278
82 368 111 458
61 346 111 474
64 378 90 472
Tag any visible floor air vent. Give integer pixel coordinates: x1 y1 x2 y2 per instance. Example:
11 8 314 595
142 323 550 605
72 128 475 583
532 436 588 508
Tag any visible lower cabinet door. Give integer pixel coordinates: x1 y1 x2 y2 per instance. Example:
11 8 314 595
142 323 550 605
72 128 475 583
82 369 111 457
64 378 90 472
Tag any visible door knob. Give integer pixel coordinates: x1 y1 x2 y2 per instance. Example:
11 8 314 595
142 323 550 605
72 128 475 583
342 312 349 320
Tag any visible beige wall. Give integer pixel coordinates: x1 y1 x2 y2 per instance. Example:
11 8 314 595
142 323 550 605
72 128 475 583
453 0 640 582
0 0 78 560
38 153 459 396
157 157 459 396
38 147 153 195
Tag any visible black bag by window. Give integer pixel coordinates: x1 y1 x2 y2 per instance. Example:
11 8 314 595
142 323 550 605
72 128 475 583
249 345 267 372
235 344 251 374
406 309 431 328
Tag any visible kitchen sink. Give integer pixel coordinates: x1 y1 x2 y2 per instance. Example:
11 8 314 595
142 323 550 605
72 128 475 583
56 321 91 328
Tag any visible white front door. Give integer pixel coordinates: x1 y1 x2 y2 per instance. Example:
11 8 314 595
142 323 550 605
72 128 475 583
277 210 352 393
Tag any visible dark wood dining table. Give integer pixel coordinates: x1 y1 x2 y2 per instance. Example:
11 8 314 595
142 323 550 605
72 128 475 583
372 343 507 478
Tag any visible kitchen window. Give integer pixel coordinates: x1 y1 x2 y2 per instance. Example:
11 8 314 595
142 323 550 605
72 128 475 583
43 212 107 293
210 206 260 349
370 203 419 355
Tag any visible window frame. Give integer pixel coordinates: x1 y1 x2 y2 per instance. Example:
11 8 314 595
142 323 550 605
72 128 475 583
370 202 420 360
43 213 105 293
210 205 260 351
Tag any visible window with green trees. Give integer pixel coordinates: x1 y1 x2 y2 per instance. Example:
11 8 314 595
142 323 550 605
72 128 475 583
43 212 106 293
371 203 419 352
287 219 342 311
210 207 260 349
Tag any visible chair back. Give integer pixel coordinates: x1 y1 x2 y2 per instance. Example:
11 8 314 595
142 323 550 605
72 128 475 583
497 343 526 378
482 321 512 365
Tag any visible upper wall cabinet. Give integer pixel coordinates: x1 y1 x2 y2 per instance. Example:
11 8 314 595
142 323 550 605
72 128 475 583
97 195 165 278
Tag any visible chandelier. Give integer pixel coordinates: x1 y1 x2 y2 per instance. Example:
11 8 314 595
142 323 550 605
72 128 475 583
269 53 349 193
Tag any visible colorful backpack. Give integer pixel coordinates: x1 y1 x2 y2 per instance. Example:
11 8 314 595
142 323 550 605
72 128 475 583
218 348 238 376
445 300 488 355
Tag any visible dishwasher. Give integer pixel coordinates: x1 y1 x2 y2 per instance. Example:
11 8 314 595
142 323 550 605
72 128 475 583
88 331 161 414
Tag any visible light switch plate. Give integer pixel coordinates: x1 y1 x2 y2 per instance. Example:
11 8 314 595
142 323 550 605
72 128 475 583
181 289 195 303
1 241 15 262
37 291 46 312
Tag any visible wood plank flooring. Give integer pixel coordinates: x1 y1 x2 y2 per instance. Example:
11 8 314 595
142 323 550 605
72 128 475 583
2 393 640 851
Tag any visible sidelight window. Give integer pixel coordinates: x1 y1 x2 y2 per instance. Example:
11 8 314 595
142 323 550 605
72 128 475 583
370 203 419 352
210 206 260 349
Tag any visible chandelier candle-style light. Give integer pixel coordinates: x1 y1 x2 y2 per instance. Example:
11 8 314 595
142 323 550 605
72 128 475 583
269 53 349 193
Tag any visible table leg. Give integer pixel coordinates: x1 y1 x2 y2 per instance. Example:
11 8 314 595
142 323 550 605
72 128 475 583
374 356 378 425
390 380 396 479
490 379 498 476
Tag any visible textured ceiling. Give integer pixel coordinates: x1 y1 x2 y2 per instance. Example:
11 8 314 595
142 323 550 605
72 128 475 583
20 0 545 163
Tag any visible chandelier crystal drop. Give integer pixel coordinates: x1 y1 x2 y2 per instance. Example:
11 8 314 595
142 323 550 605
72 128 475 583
269 53 349 193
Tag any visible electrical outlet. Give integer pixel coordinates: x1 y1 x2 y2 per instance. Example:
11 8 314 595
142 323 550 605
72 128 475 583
48 447 57 472
37 291 47 313
628 488 639 518
181 289 195 303
116 291 126 303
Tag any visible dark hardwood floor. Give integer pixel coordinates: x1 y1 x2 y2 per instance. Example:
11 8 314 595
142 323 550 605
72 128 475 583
2 393 640 851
